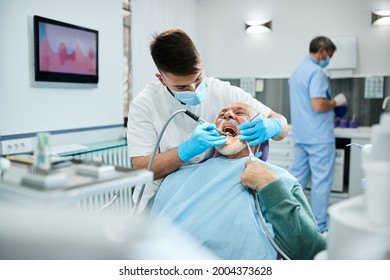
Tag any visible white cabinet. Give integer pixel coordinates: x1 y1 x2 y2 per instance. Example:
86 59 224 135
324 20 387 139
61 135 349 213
268 127 372 203
267 135 294 170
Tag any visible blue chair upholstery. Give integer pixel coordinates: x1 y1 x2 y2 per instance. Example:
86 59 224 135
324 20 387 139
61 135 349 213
258 140 269 161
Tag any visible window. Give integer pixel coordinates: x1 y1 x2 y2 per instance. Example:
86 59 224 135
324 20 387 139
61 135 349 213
123 0 131 125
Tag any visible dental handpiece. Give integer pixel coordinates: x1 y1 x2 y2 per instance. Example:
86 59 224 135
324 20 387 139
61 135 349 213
184 110 229 136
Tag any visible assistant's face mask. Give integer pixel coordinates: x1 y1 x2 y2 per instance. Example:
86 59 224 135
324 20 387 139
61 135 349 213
319 56 330 68
173 80 208 106
319 50 331 68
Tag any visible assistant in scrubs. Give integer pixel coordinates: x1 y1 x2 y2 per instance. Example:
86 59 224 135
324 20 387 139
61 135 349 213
288 36 347 232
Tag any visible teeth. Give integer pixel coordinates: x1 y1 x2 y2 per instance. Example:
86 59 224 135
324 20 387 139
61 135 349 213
222 127 237 137
220 122 240 137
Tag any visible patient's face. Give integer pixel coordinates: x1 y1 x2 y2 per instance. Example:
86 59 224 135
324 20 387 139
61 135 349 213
214 103 253 157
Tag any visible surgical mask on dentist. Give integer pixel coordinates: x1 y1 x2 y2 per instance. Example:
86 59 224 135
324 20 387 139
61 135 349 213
319 56 330 68
173 80 208 106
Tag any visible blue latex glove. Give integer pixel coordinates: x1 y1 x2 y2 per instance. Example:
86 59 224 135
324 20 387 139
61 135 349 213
238 118 282 146
178 122 227 162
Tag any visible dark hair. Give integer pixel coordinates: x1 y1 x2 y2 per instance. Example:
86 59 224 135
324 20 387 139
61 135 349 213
309 36 336 53
150 29 201 76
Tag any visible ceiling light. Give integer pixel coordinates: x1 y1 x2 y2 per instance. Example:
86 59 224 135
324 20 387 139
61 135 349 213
245 19 272 34
372 10 390 26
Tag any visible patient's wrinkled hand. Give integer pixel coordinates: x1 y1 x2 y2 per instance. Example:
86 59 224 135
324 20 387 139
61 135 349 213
240 161 279 191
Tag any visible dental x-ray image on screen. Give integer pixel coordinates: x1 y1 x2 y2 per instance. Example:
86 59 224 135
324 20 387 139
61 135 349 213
34 15 99 84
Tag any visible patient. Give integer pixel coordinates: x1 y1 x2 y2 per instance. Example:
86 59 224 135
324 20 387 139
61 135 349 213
150 102 325 260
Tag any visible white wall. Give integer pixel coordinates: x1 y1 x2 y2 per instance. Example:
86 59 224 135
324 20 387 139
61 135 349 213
132 0 390 96
0 0 123 138
131 0 197 96
197 0 390 78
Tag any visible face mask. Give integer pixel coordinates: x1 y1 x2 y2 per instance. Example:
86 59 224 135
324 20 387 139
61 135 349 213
173 80 208 106
319 56 330 68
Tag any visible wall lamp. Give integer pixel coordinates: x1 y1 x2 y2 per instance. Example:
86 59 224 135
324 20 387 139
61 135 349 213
371 10 390 26
245 19 272 34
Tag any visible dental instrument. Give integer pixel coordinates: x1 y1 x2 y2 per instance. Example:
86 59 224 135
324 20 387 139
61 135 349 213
249 112 261 122
184 110 229 136
244 112 261 161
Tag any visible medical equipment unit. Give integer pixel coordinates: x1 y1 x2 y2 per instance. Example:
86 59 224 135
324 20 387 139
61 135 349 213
133 109 292 260
0 135 156 260
0 137 153 214
317 100 390 260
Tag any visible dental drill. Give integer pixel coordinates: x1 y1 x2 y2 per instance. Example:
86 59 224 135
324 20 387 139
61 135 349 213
184 110 229 136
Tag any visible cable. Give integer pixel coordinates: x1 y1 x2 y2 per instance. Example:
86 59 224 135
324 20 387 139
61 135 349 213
252 189 291 260
244 115 290 260
95 192 120 214
132 109 188 214
245 141 255 161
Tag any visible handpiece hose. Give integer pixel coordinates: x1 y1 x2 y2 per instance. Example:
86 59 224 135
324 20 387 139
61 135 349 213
133 109 187 214
133 109 215 214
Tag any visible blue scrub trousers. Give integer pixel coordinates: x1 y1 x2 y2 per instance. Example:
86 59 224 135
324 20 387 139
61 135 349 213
290 143 335 232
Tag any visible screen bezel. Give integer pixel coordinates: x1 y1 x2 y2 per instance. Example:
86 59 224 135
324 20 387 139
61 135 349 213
33 15 99 84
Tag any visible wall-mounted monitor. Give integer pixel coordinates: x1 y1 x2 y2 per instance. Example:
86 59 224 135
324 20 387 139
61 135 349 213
33 15 99 84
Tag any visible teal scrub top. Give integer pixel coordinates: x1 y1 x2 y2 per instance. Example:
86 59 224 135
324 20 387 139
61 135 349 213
288 55 335 144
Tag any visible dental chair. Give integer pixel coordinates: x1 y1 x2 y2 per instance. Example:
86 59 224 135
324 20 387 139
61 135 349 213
258 140 269 161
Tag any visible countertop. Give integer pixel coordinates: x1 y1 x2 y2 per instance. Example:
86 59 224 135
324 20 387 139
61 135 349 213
288 125 372 140
334 126 371 139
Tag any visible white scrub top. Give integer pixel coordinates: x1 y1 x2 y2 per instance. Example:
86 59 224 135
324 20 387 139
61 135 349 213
288 55 335 144
127 76 272 163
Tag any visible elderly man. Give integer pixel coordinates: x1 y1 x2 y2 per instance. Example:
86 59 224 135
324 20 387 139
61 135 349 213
150 102 325 260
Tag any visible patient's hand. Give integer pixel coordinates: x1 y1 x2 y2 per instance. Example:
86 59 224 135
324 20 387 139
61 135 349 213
240 161 279 191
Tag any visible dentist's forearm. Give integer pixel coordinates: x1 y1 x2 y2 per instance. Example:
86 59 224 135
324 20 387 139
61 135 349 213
268 111 289 141
131 147 184 180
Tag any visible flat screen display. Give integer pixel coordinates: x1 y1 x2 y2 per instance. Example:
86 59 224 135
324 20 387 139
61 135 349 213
34 16 98 84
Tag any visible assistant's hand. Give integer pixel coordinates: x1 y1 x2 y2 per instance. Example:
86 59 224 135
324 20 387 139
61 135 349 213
333 93 347 106
238 117 282 146
240 161 280 191
178 122 227 162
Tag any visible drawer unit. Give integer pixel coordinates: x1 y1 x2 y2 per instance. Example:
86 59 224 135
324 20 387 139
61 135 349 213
268 135 295 169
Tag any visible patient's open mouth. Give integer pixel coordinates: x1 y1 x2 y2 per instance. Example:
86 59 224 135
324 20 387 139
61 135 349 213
221 124 238 137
